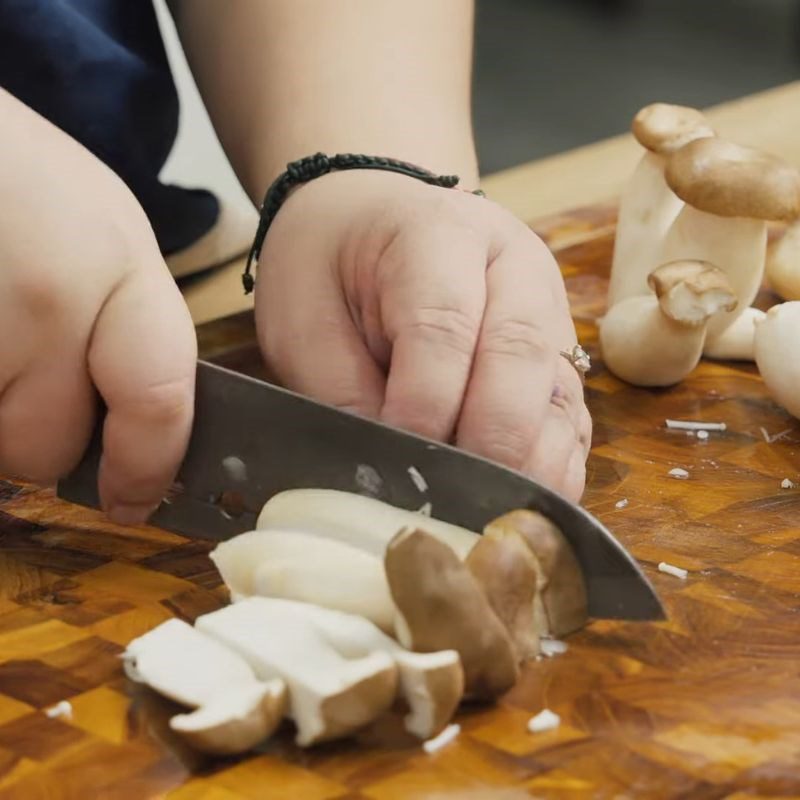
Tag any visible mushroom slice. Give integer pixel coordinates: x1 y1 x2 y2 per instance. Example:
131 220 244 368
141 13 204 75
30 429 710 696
195 597 398 746
600 261 736 386
703 307 765 361
123 618 286 755
255 489 479 559
258 598 464 740
754 301 800 419
210 529 395 632
609 103 715 307
484 510 588 638
662 137 800 340
766 219 800 301
384 527 518 700
170 682 287 756
465 528 539 662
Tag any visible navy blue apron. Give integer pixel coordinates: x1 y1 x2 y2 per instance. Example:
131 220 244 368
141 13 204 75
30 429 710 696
0 0 218 256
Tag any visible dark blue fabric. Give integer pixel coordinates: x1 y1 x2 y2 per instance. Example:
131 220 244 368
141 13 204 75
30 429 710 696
0 0 218 255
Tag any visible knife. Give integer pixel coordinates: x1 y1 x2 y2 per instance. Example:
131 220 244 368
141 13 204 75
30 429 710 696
57 360 663 622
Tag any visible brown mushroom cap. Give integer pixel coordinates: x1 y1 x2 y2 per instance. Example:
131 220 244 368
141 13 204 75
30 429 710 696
632 103 715 155
483 510 588 638
385 527 519 700
648 260 738 327
465 528 539 663
665 137 800 222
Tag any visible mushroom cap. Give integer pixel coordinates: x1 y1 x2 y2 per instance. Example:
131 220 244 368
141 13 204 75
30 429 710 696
648 260 738 327
483 510 588 638
385 527 519 700
665 138 800 221
632 103 715 154
465 528 539 662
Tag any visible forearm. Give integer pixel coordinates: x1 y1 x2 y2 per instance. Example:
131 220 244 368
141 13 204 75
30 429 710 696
170 0 479 201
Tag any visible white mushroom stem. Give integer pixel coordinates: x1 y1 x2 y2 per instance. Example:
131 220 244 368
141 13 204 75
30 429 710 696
210 529 396 632
261 598 464 740
123 618 287 755
766 220 800 300
608 151 685 307
256 488 479 559
195 597 398 747
703 307 765 361
754 301 800 419
655 208 766 340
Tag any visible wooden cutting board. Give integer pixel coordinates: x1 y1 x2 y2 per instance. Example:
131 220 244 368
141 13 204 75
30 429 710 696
1 205 799 800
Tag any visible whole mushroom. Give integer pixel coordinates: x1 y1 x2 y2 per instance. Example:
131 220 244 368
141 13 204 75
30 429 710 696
754 301 800 419
766 219 800 301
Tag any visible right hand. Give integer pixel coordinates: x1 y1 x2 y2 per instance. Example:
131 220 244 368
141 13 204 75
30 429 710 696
0 91 197 524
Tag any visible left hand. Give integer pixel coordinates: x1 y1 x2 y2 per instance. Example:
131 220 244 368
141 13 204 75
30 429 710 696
253 170 591 501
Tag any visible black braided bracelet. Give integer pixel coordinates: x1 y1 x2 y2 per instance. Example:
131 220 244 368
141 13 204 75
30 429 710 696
242 152 485 294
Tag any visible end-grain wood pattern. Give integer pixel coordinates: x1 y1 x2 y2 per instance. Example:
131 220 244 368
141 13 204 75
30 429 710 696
1 206 799 799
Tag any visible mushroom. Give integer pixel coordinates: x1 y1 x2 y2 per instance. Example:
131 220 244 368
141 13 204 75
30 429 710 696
209 529 396 632
123 618 287 755
609 103 715 307
483 509 589 638
264 598 465 740
384 527 519 700
754 301 800 419
195 597 399 746
766 220 800 301
661 137 800 346
256 488 479 559
600 260 737 386
702 306 766 361
465 527 539 662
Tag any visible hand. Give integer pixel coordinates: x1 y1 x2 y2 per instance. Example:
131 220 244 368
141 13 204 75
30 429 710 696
254 171 591 501
0 95 197 523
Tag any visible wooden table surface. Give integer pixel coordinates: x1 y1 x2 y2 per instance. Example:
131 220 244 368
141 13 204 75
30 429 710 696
2 196 800 798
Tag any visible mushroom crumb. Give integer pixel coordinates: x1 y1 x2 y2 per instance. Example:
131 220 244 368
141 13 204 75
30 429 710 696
696 430 709 441
615 498 629 509
540 639 568 658
407 466 428 493
422 723 461 754
44 700 73 720
668 468 690 479
781 478 797 490
666 419 726 431
658 561 688 580
527 709 561 733
417 501 433 516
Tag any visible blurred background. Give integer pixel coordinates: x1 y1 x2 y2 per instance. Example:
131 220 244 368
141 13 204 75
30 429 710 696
156 0 800 217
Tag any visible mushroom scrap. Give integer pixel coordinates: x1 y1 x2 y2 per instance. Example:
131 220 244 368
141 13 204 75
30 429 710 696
603 112 800 385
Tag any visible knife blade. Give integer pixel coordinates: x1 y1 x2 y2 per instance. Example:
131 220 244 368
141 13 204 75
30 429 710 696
57 360 663 622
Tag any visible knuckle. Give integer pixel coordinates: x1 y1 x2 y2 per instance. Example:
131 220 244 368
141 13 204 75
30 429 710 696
465 421 532 472
407 304 480 359
128 374 195 426
481 316 550 362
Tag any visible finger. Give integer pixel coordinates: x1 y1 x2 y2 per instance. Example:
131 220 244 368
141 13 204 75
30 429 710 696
457 231 573 470
563 444 588 502
379 224 488 441
0 359 95 483
256 251 386 418
89 264 197 525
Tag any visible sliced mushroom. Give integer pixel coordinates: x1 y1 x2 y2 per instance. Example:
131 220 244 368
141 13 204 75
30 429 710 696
465 528 539 662
484 510 588 638
662 137 800 345
384 527 519 700
256 488 479 559
754 301 800 419
261 598 464 740
600 260 737 386
609 103 714 307
209 529 395 632
123 618 287 755
195 597 399 746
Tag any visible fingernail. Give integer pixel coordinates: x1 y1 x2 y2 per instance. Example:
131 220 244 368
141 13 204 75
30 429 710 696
107 503 153 526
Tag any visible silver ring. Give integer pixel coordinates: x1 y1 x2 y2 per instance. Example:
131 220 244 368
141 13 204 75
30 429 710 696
560 344 591 381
